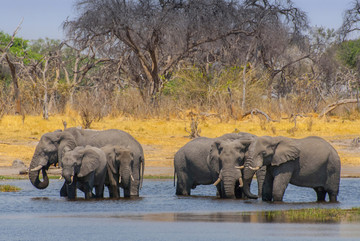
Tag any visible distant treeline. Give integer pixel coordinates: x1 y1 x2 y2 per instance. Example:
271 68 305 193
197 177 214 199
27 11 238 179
2 0 360 121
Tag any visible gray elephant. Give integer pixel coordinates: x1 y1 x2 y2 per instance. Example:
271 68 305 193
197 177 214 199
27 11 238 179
29 127 144 197
60 145 107 199
101 145 134 198
209 138 266 199
174 132 265 198
242 136 341 202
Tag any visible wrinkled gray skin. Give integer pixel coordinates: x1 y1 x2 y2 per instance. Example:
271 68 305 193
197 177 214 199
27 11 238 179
101 145 134 198
29 127 144 197
60 146 107 199
174 132 265 198
243 136 341 202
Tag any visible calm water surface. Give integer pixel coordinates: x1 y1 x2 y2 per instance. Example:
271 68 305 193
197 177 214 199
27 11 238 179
1 178 360 240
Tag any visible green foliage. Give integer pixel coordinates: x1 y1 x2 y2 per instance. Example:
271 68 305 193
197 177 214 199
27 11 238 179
0 184 21 192
0 31 42 63
337 39 360 68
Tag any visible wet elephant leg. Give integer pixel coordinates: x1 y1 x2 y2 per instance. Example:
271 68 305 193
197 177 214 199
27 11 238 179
130 166 140 196
262 170 273 201
314 187 326 202
272 171 292 202
66 182 77 200
60 182 67 197
176 172 192 195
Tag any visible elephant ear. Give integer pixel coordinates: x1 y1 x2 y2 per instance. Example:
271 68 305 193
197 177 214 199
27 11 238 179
104 146 117 175
207 140 222 174
78 149 100 178
239 139 253 161
272 137 300 166
58 132 77 162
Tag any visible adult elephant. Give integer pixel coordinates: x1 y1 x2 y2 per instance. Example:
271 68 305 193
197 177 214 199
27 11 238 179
174 132 265 198
101 145 135 198
242 136 341 202
29 127 144 196
209 138 266 199
60 146 107 199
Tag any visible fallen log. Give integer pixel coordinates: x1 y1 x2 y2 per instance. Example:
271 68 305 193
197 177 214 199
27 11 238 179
242 108 279 122
320 99 359 117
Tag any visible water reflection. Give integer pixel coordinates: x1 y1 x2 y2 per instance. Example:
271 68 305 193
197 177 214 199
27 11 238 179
116 210 358 224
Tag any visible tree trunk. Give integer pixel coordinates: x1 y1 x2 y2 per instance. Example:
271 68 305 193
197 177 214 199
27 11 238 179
43 88 49 120
5 55 21 114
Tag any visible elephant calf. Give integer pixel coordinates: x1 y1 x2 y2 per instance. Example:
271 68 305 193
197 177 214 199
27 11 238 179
60 145 107 200
101 145 135 198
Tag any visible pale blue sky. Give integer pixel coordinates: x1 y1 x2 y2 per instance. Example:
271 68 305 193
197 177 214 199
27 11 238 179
0 0 356 40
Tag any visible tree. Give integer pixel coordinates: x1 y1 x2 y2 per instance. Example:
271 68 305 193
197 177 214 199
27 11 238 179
63 0 252 104
339 0 360 39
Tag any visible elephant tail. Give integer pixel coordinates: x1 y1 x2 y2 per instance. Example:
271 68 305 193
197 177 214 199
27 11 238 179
173 169 176 187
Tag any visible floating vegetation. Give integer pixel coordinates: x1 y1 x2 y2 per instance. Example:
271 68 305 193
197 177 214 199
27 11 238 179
0 184 21 192
261 208 360 223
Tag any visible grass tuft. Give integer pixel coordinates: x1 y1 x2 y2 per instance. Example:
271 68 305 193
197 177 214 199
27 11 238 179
0 184 21 192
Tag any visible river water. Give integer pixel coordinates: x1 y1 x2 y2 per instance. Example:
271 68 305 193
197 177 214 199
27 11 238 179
1 178 360 240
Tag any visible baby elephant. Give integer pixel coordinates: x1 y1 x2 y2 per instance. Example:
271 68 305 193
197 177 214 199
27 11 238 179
101 145 135 198
60 145 107 199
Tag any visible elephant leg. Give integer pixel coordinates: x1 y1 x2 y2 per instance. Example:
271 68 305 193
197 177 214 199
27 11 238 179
83 183 93 199
235 186 244 199
66 182 77 200
272 171 292 202
314 187 326 202
176 172 191 195
327 190 338 202
262 169 273 201
123 188 131 198
60 182 68 197
130 169 140 196
94 184 104 198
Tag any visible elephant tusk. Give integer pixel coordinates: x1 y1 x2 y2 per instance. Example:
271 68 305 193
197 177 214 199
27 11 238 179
249 166 260 171
30 165 43 172
238 178 243 188
59 176 63 180
130 174 135 182
70 176 74 185
119 176 122 184
235 165 244 169
213 177 221 186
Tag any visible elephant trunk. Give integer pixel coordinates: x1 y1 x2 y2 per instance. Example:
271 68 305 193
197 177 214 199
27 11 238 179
221 170 241 199
29 152 49 189
62 169 74 184
242 167 258 199
120 168 132 197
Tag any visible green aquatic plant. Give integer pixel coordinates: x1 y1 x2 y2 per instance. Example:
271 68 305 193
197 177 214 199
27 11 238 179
261 208 360 223
0 184 21 192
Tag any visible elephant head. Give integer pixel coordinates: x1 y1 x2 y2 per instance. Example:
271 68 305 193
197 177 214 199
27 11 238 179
60 146 100 184
208 139 252 198
103 145 134 197
29 130 76 189
242 136 300 198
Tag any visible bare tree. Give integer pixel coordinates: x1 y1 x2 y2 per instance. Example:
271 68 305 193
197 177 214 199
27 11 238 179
63 0 253 104
339 0 360 39
239 0 308 109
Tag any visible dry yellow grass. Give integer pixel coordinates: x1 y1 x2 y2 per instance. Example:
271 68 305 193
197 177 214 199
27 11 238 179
0 114 360 168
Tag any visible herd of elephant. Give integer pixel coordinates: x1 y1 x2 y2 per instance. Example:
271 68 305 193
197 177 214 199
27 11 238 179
29 127 341 202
